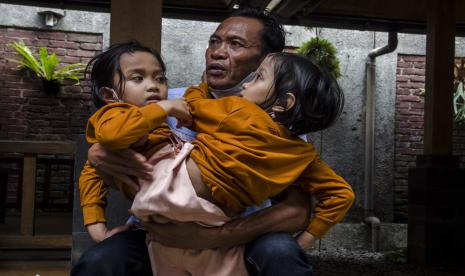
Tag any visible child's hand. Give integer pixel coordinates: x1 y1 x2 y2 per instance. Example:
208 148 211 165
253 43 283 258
158 99 193 127
296 231 317 251
86 222 134 243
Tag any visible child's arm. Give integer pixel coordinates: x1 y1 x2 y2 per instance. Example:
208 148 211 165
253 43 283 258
79 161 108 228
86 222 134 243
87 103 168 150
297 155 355 240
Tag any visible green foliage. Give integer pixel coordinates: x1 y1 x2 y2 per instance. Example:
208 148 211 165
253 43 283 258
297 37 341 79
454 81 465 123
9 41 85 85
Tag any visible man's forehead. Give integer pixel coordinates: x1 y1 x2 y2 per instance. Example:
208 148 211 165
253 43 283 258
214 16 263 41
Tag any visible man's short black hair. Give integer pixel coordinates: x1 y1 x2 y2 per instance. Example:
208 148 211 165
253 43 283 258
229 6 285 55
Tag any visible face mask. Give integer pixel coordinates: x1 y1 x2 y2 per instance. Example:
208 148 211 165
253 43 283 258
209 72 256 99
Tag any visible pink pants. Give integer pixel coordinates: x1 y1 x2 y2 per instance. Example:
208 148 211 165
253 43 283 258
131 142 247 276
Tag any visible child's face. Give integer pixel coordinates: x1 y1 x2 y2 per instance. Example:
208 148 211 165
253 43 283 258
239 56 275 107
113 51 168 107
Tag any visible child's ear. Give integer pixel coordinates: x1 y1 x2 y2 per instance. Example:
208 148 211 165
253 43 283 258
99 87 120 103
272 92 296 113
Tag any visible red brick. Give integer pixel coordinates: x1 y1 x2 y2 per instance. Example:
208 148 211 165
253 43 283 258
67 33 99 43
402 68 425 76
38 31 66 41
397 95 422 102
61 56 81 64
397 76 409 82
397 61 413 68
80 43 102 51
413 62 425 69
49 40 79 49
410 75 425 82
402 56 425 62
67 49 97 58
6 29 34 38
398 82 424 89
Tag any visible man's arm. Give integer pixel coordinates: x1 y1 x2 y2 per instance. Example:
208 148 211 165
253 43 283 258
143 186 312 250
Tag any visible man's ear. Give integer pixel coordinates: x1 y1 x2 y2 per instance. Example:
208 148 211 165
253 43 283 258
272 92 296 113
99 87 119 103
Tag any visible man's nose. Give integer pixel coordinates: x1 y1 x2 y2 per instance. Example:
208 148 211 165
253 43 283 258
209 43 228 59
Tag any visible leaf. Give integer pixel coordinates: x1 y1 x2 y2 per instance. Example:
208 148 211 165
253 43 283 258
9 41 86 85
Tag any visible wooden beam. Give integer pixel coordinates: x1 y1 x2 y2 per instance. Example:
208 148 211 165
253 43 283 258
20 153 36 236
423 0 456 155
0 140 75 154
110 0 162 52
0 235 71 249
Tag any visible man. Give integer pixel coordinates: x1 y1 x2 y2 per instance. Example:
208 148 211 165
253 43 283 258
72 7 314 276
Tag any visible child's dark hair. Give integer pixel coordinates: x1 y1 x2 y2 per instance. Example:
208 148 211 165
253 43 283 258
269 52 344 135
86 40 166 108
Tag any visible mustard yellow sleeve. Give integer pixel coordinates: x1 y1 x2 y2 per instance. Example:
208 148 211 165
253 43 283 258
184 82 209 101
79 161 108 226
86 102 167 150
298 156 355 238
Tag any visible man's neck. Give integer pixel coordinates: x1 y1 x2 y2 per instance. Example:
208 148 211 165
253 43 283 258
209 72 255 99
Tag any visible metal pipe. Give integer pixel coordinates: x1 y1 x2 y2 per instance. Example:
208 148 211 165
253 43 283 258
364 31 398 252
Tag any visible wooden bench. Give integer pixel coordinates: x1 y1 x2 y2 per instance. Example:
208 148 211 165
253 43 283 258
0 140 75 250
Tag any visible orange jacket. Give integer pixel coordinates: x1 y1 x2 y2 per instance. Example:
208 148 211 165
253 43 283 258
80 83 354 237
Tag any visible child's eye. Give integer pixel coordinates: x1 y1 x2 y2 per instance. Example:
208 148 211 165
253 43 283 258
155 75 167 84
131 75 143 81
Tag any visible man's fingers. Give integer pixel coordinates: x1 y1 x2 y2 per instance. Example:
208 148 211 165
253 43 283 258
107 172 140 193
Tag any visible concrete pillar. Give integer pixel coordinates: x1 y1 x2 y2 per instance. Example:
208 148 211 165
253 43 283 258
110 0 162 52
408 0 465 267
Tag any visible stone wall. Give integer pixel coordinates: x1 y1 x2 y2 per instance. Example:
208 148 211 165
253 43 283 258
394 55 465 221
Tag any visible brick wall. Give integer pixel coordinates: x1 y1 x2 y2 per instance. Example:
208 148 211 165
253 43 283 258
0 27 102 208
394 55 465 222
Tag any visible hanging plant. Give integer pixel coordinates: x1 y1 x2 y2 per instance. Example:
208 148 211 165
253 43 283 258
9 41 85 94
454 59 465 123
297 37 341 79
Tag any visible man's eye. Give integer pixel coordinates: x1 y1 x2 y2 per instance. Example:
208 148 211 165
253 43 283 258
230 41 244 48
208 38 220 46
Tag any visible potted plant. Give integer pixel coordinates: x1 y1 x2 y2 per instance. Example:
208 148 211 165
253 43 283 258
297 37 342 79
9 41 86 94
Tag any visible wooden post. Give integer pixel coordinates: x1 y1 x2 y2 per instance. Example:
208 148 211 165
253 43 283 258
423 0 456 155
110 0 162 52
21 153 37 236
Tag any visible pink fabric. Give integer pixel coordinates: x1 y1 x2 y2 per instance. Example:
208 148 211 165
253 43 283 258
131 142 248 276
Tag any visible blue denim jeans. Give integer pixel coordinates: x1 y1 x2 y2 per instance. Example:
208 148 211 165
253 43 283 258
244 232 313 276
71 230 312 276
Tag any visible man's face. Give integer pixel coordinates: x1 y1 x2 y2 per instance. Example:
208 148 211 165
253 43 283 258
205 16 264 90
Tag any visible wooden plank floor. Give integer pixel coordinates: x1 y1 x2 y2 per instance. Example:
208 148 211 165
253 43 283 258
0 261 70 276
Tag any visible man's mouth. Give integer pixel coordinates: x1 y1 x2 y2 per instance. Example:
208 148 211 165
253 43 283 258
207 63 227 76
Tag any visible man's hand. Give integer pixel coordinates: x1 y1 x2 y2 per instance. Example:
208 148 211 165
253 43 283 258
157 99 192 127
88 143 153 193
86 222 134 243
142 186 313 250
142 220 223 250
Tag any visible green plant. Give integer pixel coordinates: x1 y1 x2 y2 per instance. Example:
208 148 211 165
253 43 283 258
454 59 465 123
297 37 341 79
9 41 85 85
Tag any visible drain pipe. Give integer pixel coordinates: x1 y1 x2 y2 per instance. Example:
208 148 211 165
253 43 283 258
364 31 398 252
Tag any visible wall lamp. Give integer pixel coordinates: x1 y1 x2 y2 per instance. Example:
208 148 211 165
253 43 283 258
38 10 65 28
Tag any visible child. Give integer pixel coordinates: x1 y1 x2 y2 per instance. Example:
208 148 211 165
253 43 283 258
79 41 192 242
80 42 354 275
